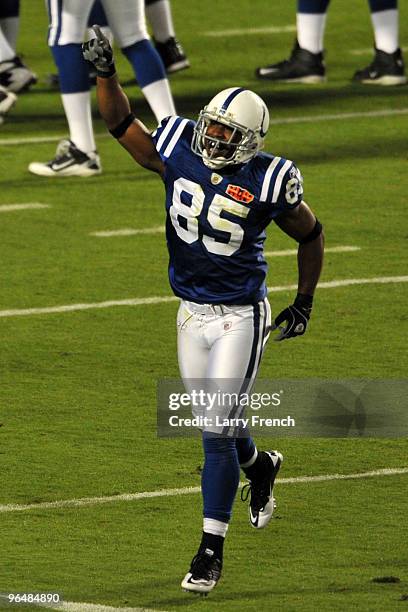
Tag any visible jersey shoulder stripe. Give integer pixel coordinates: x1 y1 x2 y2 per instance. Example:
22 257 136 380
256 153 302 210
271 159 292 203
259 156 282 202
152 115 190 159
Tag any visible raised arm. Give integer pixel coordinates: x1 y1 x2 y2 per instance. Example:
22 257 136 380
83 26 164 177
272 201 324 341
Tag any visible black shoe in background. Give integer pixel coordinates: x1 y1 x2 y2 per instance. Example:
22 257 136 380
256 40 325 83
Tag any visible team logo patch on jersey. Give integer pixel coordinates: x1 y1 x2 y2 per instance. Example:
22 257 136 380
211 173 223 185
226 184 254 204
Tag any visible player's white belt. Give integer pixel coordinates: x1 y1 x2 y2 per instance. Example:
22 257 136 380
183 300 253 316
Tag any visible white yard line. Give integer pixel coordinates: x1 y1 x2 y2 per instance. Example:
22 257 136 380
57 603 167 612
0 135 65 146
0 133 109 146
0 598 165 612
1 109 408 147
350 45 408 56
202 25 296 37
265 245 360 257
0 468 406 515
91 226 165 237
269 108 408 125
0 276 406 319
0 203 50 212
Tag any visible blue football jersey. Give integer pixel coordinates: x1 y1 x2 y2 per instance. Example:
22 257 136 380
151 116 303 305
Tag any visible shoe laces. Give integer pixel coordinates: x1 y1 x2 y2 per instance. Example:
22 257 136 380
54 140 73 160
190 552 221 580
241 478 270 512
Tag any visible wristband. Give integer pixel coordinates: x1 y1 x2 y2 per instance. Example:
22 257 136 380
294 293 313 311
96 63 116 79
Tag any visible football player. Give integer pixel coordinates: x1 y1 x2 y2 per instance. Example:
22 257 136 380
47 0 188 87
0 0 37 93
256 0 406 85
145 0 189 73
83 27 324 595
29 0 175 178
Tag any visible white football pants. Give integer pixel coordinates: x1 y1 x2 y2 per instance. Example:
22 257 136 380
47 0 148 47
177 298 271 435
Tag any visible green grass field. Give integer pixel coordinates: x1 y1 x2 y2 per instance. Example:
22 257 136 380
1 1 408 610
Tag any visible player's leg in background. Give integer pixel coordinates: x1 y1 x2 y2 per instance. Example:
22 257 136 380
0 0 37 93
255 0 329 83
101 0 175 122
29 0 102 177
145 0 189 74
48 1 112 90
85 2 112 84
353 0 406 84
87 0 111 41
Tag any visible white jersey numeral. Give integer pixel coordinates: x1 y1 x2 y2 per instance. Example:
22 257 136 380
170 178 204 244
170 178 250 256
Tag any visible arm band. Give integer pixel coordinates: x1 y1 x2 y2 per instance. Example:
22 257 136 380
298 218 323 244
109 113 136 139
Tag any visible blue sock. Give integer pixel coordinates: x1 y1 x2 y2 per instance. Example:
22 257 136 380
368 0 397 12
122 39 165 87
235 436 257 466
51 44 89 93
298 0 330 13
201 435 240 524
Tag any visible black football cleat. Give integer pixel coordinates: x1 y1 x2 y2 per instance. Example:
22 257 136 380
181 548 222 595
256 41 325 83
154 37 190 74
352 47 407 86
241 450 283 529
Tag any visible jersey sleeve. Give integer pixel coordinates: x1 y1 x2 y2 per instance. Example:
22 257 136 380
259 157 304 214
150 115 191 161
275 162 304 212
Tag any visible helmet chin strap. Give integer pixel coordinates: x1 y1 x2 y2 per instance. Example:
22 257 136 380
202 153 229 170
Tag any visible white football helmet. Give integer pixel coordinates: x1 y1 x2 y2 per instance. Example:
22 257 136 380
191 87 269 170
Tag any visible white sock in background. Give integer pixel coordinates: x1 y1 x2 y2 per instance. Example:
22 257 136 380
61 91 96 154
0 17 19 51
0 26 15 62
142 78 176 122
146 0 175 42
371 9 399 54
297 12 327 54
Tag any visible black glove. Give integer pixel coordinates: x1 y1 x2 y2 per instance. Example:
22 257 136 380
271 293 313 341
82 25 115 78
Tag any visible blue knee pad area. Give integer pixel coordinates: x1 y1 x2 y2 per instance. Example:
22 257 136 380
202 435 240 523
122 39 166 88
51 44 90 93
